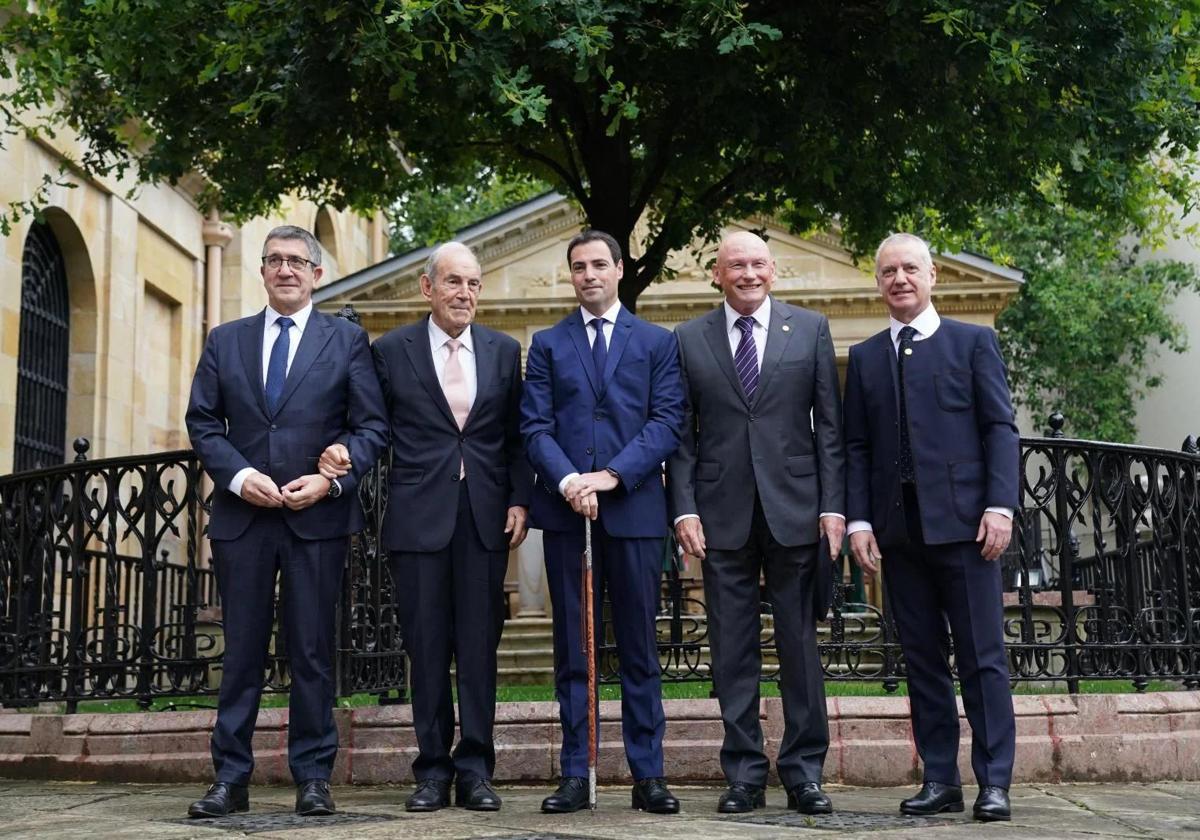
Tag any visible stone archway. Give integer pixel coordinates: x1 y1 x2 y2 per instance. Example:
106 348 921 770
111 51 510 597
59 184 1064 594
314 206 339 265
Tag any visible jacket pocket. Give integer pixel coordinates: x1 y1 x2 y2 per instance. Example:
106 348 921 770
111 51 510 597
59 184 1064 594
935 371 973 411
390 467 424 484
948 460 986 523
786 455 816 476
696 461 720 481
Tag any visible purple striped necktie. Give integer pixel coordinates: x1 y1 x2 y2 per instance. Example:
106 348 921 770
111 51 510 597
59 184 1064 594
733 315 759 401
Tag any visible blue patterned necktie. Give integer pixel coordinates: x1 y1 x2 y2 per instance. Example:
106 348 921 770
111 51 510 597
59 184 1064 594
265 316 294 413
897 325 917 482
590 318 608 381
733 315 759 401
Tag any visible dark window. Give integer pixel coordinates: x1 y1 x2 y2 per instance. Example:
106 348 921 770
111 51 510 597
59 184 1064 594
15 222 70 472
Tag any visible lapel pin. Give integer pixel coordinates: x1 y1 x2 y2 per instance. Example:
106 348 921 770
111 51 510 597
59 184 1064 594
782 324 791 332
904 347 913 355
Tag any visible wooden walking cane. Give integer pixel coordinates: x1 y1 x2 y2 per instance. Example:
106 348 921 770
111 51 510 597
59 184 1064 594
582 516 598 810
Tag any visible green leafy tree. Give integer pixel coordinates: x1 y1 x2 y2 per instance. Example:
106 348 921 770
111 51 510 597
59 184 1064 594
388 169 548 253
982 200 1200 443
4 1 1200 309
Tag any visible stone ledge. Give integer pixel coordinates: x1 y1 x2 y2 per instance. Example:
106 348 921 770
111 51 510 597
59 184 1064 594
0 692 1194 786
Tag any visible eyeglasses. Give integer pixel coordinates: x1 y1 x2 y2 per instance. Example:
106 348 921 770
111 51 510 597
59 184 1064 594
262 255 317 271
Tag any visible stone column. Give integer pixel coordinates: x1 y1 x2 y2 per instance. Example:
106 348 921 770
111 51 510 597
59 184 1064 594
201 210 233 333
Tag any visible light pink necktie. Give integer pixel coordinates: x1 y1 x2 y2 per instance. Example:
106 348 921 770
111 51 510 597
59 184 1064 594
444 338 470 476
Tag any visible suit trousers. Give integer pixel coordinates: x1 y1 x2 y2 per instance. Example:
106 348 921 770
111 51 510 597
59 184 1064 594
543 527 666 780
882 483 1016 788
211 512 346 784
702 494 828 789
390 479 509 784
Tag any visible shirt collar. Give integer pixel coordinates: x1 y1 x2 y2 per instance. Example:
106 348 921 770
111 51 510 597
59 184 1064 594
724 296 772 333
889 304 940 345
428 316 474 353
266 302 312 332
580 300 623 327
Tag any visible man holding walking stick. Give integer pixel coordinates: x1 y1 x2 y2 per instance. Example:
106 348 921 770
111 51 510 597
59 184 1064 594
521 229 686 814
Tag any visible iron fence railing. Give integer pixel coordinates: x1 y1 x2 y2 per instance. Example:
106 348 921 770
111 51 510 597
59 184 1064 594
1 412 1197 709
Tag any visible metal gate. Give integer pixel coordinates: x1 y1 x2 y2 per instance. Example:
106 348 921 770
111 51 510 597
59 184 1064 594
14 222 70 472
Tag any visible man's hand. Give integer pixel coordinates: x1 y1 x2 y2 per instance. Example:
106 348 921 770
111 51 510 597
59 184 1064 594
241 471 284 508
318 443 352 480
976 511 1012 561
819 515 845 561
280 474 332 511
569 489 599 520
675 517 706 560
849 531 882 576
564 470 619 500
505 506 529 548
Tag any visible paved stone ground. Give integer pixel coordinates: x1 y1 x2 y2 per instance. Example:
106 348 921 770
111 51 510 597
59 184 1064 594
0 779 1197 839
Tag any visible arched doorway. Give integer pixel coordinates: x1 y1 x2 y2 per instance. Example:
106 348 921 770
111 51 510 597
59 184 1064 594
14 222 70 471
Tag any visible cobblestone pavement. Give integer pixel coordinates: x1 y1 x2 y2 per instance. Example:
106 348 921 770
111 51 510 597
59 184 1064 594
0 779 1197 839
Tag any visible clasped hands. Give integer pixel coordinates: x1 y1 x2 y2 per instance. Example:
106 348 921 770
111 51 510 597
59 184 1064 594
563 470 620 520
238 442 350 510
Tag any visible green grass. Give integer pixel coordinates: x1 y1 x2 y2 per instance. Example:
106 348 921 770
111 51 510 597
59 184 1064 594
21 677 1189 714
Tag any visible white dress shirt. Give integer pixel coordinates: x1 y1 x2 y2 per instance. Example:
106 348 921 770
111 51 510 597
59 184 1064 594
428 318 478 408
674 296 842 527
846 304 1012 537
559 301 624 496
230 303 313 496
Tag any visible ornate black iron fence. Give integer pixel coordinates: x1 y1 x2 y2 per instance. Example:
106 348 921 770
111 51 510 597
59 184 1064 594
1 414 1197 709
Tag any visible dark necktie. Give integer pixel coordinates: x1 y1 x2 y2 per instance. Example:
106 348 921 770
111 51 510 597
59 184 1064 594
897 325 917 483
590 318 608 382
733 315 759 401
265 316 294 413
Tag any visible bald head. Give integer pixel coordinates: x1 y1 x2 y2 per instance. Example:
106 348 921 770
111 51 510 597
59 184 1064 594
714 231 776 315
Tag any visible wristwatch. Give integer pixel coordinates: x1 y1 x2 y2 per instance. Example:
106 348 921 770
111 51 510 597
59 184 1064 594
604 467 621 483
327 478 343 499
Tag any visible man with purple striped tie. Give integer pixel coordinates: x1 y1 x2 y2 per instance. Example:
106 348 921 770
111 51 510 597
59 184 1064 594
667 231 846 815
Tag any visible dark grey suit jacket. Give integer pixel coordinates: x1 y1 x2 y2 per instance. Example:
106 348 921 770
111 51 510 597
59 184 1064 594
667 298 846 551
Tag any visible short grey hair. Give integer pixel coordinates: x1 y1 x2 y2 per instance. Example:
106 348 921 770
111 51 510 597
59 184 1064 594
874 232 933 270
263 225 322 266
423 241 479 283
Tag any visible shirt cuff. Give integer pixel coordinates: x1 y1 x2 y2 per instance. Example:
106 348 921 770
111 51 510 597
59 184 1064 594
558 472 581 497
673 514 700 526
229 467 256 497
984 506 1014 519
819 512 845 520
846 519 873 535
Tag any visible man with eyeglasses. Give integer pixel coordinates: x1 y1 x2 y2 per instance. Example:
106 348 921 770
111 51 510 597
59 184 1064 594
185 225 387 819
333 241 532 812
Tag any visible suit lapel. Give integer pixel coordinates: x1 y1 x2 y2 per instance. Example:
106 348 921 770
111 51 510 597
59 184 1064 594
239 311 270 419
403 316 458 428
602 308 634 391
272 309 334 416
463 326 495 431
702 306 749 409
752 298 794 407
567 311 602 397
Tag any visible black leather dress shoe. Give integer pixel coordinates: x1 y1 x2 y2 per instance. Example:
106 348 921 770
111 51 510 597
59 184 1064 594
295 779 335 816
973 785 1011 822
787 782 832 814
406 779 451 812
542 777 589 813
188 782 249 818
632 778 680 814
717 782 765 814
457 778 502 811
900 781 964 816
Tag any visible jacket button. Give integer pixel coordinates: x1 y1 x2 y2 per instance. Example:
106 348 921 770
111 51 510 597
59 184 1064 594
748 415 756 422
594 413 603 421
451 473 460 481
586 447 594 455
459 434 466 442
270 424 277 431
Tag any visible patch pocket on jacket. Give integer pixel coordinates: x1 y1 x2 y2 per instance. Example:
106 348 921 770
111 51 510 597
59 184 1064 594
935 371 973 411
948 460 986 522
389 467 424 484
786 455 816 476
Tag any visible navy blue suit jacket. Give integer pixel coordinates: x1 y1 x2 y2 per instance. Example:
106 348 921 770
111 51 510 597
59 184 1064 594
372 317 533 553
843 318 1019 546
520 306 685 538
186 308 388 542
